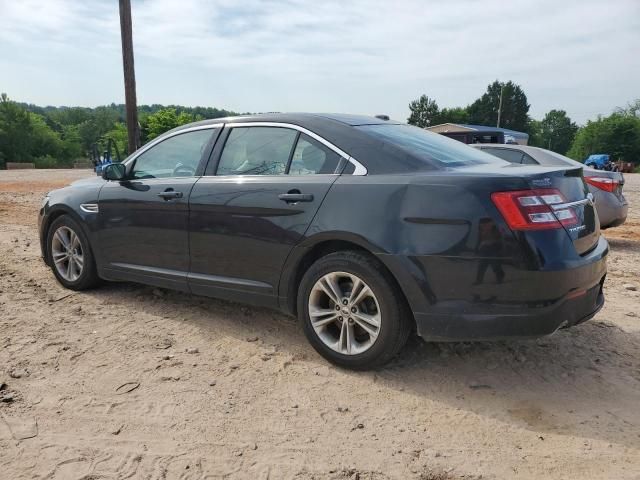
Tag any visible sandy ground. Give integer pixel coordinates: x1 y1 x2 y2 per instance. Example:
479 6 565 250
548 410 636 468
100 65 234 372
1 168 639 480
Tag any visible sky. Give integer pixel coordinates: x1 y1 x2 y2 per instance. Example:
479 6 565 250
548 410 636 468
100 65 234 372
0 0 638 124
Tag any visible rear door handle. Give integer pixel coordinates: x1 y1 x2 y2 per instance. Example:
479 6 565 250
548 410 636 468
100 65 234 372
278 193 314 203
158 190 183 200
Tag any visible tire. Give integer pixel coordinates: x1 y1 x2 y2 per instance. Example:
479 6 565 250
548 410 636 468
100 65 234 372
46 214 100 290
298 250 411 369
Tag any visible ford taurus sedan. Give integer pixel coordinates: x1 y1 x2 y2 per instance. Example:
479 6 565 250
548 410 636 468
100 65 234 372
39 114 607 369
471 144 628 229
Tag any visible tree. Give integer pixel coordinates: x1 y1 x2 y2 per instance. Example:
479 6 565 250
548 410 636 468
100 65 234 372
0 94 71 167
568 113 640 164
0 93 33 166
527 119 543 147
2 95 238 168
143 108 203 140
77 106 121 153
46 107 92 129
467 80 530 132
616 98 640 118
531 109 578 154
102 122 128 158
29 114 64 161
407 95 440 128
61 125 83 161
437 106 469 125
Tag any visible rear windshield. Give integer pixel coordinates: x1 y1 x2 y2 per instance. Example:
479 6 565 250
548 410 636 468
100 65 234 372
537 148 586 168
356 124 505 167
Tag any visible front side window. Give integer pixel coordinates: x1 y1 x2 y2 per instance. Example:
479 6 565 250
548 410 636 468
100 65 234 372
217 127 298 176
289 134 341 175
131 129 213 179
357 124 504 167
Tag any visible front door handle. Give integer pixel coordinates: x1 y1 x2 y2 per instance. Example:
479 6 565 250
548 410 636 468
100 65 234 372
278 192 314 203
158 189 183 200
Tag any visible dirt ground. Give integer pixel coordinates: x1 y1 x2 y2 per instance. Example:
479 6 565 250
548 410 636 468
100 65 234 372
1 169 639 480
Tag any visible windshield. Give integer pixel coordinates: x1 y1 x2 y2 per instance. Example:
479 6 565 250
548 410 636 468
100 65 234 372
356 124 506 167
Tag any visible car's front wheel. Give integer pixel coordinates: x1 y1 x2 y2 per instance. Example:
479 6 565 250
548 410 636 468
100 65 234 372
298 251 411 369
46 215 100 290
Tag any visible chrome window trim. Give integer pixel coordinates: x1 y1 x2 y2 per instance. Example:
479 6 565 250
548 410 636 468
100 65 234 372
123 123 224 167
199 173 340 181
226 122 367 175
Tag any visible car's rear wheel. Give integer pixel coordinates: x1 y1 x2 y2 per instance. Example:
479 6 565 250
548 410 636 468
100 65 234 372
298 251 411 369
47 215 100 290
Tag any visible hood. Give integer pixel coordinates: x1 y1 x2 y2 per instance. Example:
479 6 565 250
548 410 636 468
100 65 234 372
70 175 105 187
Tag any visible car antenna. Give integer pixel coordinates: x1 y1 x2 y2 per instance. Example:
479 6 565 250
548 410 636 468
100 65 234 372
375 114 390 121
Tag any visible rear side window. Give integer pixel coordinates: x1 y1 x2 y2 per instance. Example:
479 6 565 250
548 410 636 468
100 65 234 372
482 148 539 165
289 134 341 175
217 127 297 175
357 124 503 167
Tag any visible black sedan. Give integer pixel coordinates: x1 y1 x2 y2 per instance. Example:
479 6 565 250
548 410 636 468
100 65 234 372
39 114 607 369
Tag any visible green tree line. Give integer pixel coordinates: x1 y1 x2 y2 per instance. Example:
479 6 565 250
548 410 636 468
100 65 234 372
408 82 640 164
0 93 238 169
2 88 639 169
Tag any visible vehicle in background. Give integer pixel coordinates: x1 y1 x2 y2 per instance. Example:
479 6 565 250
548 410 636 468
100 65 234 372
472 144 628 229
439 129 505 144
616 161 635 173
427 123 529 145
39 114 607 369
90 138 122 176
585 154 619 171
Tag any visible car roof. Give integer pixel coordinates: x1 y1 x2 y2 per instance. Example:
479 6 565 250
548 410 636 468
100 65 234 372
168 113 426 175
179 112 401 129
166 114 504 175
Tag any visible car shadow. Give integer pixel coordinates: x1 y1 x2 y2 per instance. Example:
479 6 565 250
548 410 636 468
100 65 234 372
379 321 640 449
604 237 639 252
91 282 640 450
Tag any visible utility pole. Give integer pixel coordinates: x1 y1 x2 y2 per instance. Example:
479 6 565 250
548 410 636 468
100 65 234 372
496 85 504 128
119 0 140 154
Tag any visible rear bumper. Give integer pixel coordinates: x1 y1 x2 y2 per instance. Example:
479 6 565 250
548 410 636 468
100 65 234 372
593 189 627 229
381 235 608 342
413 276 604 341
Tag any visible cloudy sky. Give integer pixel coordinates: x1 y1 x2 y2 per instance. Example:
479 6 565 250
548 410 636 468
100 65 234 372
1 0 638 124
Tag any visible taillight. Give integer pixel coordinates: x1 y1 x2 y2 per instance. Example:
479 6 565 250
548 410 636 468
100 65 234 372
585 176 618 193
491 188 578 231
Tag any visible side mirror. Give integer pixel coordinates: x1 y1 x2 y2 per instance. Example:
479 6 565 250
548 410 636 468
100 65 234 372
102 163 126 181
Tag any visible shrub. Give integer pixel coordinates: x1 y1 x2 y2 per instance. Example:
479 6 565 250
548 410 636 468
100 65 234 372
34 155 60 169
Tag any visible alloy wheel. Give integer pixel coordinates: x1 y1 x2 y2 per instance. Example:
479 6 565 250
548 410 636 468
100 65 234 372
51 226 84 282
308 271 381 355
